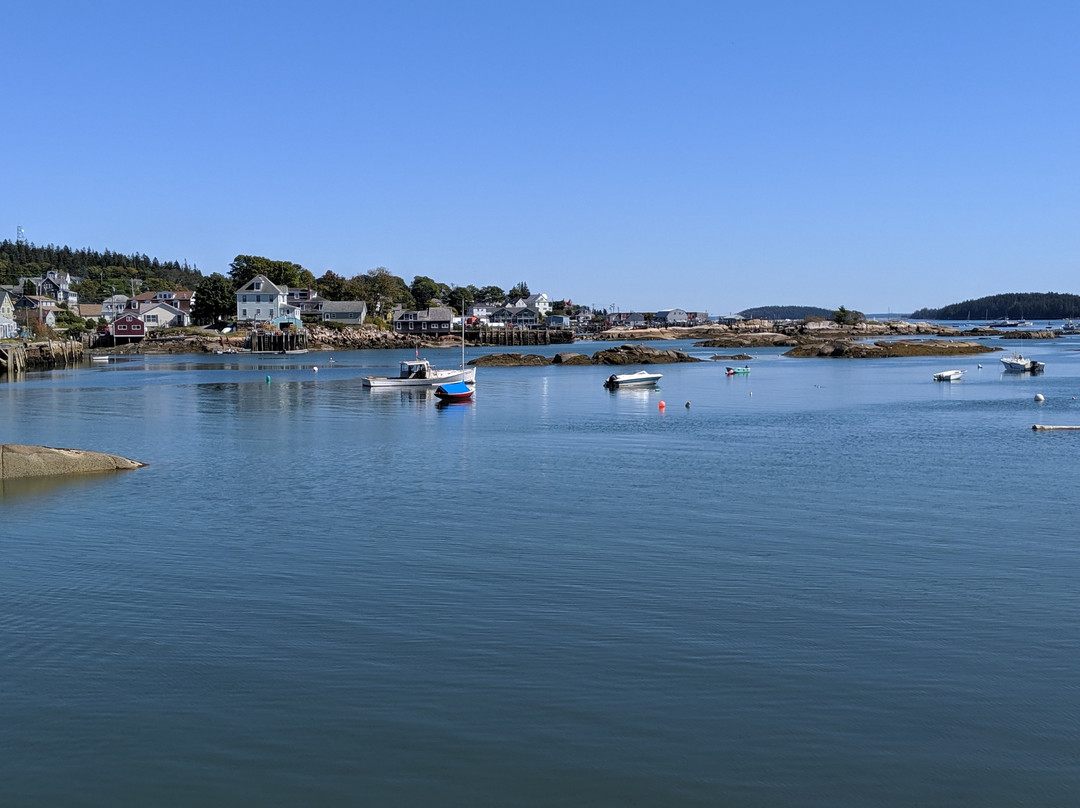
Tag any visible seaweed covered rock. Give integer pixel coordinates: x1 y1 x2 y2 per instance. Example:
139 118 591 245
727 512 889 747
591 344 702 365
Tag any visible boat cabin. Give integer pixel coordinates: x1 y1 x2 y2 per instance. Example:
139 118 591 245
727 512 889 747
398 360 432 379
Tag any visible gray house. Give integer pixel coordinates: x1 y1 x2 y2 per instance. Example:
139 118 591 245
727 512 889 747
394 306 454 335
319 300 368 326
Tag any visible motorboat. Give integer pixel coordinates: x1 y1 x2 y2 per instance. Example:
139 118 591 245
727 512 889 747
90 354 110 362
603 370 663 388
1000 352 1045 373
363 359 477 388
725 366 750 376
933 369 965 381
434 381 474 402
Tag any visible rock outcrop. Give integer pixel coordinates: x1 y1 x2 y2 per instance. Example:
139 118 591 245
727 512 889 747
0 444 146 480
591 344 702 365
470 353 552 366
782 339 997 358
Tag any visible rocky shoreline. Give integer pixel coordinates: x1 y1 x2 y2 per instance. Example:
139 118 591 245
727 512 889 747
470 343 702 367
78 320 1054 360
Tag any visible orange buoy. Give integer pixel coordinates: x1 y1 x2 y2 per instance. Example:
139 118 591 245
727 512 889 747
658 400 666 410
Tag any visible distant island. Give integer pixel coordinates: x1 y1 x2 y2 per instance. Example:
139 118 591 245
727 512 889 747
737 305 833 320
911 292 1080 321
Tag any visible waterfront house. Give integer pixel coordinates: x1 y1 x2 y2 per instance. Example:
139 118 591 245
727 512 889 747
546 314 572 329
318 300 368 326
111 313 145 343
132 290 195 315
141 300 190 329
490 306 542 327
393 306 453 336
236 275 291 324
511 293 552 316
654 309 689 325
684 311 710 325
0 315 16 339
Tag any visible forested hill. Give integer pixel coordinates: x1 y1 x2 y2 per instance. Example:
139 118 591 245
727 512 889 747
738 305 833 320
910 292 1080 320
0 240 203 302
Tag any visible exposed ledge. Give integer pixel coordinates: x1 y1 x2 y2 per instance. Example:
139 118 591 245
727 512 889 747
0 444 146 480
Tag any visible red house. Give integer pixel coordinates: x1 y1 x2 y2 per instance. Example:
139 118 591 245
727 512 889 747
111 313 146 343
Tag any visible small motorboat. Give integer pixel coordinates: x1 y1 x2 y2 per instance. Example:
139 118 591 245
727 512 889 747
90 354 110 362
604 370 663 388
933 369 965 381
725 366 750 376
434 381 474 402
1000 352 1045 373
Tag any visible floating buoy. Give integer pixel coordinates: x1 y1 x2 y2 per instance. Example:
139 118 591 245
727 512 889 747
1035 393 1045 402
978 364 983 369
313 366 318 372
685 401 691 408
266 375 271 383
658 401 666 410
749 391 753 397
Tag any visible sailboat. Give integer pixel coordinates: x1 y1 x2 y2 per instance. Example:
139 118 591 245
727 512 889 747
435 309 475 402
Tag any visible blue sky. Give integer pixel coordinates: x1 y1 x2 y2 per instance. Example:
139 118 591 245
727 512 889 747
5 1 1078 314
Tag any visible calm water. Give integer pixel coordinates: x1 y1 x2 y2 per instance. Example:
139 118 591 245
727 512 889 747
3 336 1080 806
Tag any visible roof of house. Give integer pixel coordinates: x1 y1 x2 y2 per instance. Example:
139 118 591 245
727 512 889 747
237 275 287 294
320 300 367 314
395 306 452 322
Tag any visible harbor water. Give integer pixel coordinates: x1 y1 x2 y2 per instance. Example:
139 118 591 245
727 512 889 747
2 336 1079 806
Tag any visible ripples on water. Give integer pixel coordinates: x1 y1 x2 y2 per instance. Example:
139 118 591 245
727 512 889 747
2 341 1079 806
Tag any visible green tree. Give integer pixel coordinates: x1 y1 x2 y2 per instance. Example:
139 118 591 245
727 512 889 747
316 270 347 300
192 273 237 323
22 278 36 296
410 276 442 307
508 281 530 301
477 285 505 303
360 267 412 316
228 255 305 289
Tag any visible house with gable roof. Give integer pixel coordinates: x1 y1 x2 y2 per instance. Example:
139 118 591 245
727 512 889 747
318 300 368 326
393 306 453 336
141 300 190 329
511 293 551 316
235 275 298 323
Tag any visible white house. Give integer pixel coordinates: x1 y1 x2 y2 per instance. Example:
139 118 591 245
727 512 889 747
141 300 190 329
654 308 689 325
511 293 552 316
236 275 294 323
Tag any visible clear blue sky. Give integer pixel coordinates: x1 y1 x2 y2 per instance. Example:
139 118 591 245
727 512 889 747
5 1 1078 315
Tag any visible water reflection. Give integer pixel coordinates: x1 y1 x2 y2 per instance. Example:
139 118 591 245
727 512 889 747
0 471 124 502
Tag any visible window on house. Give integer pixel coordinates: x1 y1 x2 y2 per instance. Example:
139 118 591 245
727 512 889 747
253 282 262 290
242 309 247 317
118 324 127 331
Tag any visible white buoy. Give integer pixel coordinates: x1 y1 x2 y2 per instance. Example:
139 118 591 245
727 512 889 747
313 366 318 372
1035 393 1044 402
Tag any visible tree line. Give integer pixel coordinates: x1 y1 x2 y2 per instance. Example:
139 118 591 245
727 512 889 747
0 240 202 300
910 292 1080 321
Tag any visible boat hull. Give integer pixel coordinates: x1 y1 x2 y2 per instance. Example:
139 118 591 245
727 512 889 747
604 371 663 388
363 367 476 388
